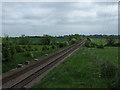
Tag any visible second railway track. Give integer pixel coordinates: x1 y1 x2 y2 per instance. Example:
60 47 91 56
2 39 87 89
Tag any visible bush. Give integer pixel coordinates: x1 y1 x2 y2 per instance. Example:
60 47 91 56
2 37 16 62
57 41 69 48
64 41 69 46
97 44 104 49
85 40 96 48
100 61 117 79
106 36 116 46
22 46 28 51
51 45 56 49
70 38 77 44
58 43 65 48
35 48 38 51
42 46 49 51
15 45 24 52
27 45 33 51
25 52 34 58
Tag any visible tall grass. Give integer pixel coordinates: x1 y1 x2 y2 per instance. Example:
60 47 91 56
32 47 118 88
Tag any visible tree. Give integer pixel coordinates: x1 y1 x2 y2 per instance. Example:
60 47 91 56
19 34 30 45
85 38 97 48
2 36 16 62
106 35 115 46
70 38 77 44
41 35 51 45
69 34 81 41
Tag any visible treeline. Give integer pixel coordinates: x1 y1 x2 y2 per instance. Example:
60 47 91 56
88 34 119 39
6 34 82 45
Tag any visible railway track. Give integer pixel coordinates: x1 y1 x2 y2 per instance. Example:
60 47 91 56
2 39 87 89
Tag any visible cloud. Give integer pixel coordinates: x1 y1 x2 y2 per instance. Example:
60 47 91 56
2 2 118 36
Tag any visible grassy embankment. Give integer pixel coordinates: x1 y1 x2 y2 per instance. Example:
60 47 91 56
32 39 118 88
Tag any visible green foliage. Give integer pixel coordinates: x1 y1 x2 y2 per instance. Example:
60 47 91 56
51 45 56 49
32 47 118 88
70 38 77 44
64 41 69 46
34 47 38 51
19 34 30 45
58 41 69 48
96 44 104 49
41 35 51 45
25 51 34 58
2 34 81 73
22 45 28 51
69 34 81 41
85 38 97 48
15 45 24 52
100 61 117 78
106 36 116 46
2 36 16 62
27 45 34 51
42 46 49 51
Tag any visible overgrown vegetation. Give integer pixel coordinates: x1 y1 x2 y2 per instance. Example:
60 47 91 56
85 35 119 49
2 34 119 88
2 34 82 73
32 47 119 88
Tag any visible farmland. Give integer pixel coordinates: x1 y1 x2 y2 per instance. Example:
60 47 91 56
90 38 118 45
3 45 61 73
2 34 82 73
32 38 119 88
2 34 120 88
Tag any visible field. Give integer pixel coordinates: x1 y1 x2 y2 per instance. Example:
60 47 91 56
32 40 119 88
90 38 118 45
32 47 118 88
2 35 119 88
3 45 61 73
90 38 107 45
2 36 76 73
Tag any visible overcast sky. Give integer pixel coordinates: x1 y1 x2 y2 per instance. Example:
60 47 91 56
2 2 118 37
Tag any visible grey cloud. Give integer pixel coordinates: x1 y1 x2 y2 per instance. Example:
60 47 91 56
2 2 118 37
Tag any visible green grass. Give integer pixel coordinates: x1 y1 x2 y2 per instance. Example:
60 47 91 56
32 47 118 88
90 38 107 45
2 45 61 73
88 47 118 65
90 38 118 45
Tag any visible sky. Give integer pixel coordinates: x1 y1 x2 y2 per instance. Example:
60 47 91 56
2 2 118 37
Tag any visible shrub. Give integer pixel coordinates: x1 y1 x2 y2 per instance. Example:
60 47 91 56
85 40 96 48
15 45 24 52
41 35 51 45
64 41 69 46
51 45 56 49
2 37 16 62
58 43 65 48
27 45 32 51
25 52 34 58
97 44 104 49
57 41 69 48
35 48 38 51
100 61 117 79
19 35 30 45
106 36 116 46
22 46 27 51
42 46 49 51
70 38 77 44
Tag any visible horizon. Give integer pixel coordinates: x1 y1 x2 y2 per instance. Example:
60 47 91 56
1 34 119 38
